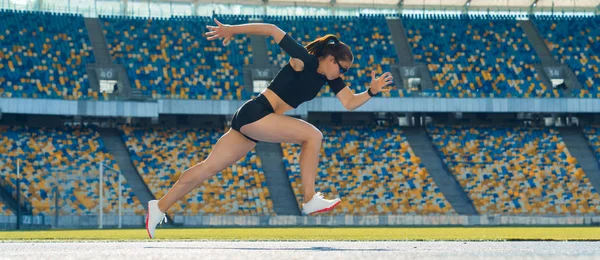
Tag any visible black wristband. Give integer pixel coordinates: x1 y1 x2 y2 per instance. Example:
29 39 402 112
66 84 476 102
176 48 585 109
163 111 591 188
367 88 377 97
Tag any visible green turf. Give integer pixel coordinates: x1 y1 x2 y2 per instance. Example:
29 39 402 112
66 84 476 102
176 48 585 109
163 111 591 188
1 227 599 241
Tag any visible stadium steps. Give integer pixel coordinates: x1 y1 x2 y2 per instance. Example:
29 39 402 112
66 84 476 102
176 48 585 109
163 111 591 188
386 18 415 66
242 65 254 95
0 181 32 215
255 142 301 215
387 18 434 92
521 21 564 94
85 64 100 94
249 34 269 68
84 18 141 100
114 64 145 100
84 18 112 64
561 63 584 92
416 63 435 92
245 25 272 94
243 33 269 94
559 127 600 194
97 128 157 212
520 20 557 66
522 20 582 92
404 128 478 215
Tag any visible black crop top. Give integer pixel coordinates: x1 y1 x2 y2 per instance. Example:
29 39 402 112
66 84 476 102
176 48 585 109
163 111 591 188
266 34 347 108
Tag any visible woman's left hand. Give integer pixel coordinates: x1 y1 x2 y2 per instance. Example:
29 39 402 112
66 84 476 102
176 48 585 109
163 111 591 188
369 71 393 95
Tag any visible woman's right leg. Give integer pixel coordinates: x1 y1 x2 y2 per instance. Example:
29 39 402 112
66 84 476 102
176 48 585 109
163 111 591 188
147 128 256 238
240 113 323 204
157 128 257 212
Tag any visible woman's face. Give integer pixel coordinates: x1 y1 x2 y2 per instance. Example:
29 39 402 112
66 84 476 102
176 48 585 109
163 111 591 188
324 55 352 80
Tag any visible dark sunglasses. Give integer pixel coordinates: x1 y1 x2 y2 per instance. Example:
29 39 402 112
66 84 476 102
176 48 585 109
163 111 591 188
335 59 349 74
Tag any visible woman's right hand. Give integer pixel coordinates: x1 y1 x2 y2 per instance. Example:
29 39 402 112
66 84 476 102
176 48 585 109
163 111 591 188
205 18 233 46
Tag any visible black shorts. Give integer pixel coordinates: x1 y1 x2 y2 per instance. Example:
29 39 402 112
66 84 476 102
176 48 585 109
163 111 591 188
231 94 274 143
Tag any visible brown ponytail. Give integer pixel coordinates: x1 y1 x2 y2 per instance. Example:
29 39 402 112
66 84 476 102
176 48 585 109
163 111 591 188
305 34 354 62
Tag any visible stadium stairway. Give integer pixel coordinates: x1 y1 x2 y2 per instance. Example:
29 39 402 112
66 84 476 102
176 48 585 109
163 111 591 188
386 17 434 92
0 183 31 215
386 18 411 89
97 128 156 213
249 34 270 68
84 18 138 99
403 128 478 215
386 18 415 66
255 142 301 215
521 20 583 92
246 18 276 95
247 17 269 68
84 18 112 64
244 33 270 94
520 21 559 94
520 20 557 66
559 128 600 195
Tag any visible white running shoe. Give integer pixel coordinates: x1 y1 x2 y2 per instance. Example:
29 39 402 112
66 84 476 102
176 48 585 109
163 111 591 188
301 192 341 215
145 200 167 239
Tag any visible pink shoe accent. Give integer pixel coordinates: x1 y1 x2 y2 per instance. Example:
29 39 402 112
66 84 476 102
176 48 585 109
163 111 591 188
145 202 152 239
309 200 341 215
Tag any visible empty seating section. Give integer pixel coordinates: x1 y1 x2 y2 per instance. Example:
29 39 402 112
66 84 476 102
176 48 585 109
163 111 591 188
119 126 273 215
428 125 600 215
1 11 597 101
403 16 558 98
100 15 253 100
0 126 144 216
583 126 600 163
262 15 406 97
281 126 454 215
534 16 600 98
0 10 95 99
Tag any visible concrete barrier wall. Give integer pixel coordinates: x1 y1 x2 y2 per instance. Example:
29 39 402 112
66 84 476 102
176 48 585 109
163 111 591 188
2 214 600 229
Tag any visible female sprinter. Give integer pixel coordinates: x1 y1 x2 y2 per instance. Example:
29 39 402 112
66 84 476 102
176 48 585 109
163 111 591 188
145 18 393 238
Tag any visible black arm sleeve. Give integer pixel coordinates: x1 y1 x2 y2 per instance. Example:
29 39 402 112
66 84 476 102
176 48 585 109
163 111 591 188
278 33 313 64
328 77 347 95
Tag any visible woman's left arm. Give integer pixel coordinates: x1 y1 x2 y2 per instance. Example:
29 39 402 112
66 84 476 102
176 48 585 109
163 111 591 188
336 71 393 111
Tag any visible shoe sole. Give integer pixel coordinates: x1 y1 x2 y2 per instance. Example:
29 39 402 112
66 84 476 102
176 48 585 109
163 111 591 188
145 202 152 239
308 200 341 215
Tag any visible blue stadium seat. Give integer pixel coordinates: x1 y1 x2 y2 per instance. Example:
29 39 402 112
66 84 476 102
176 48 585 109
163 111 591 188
428 125 600 215
0 10 95 99
282 125 455 215
100 15 253 100
403 15 560 98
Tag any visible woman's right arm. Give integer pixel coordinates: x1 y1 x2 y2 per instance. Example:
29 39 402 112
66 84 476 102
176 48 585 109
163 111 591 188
230 23 286 44
206 18 312 67
206 18 312 64
206 18 286 44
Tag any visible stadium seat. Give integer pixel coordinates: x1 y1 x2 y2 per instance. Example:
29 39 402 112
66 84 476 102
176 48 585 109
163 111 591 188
0 125 144 216
533 16 600 98
403 15 560 98
281 125 455 215
119 125 274 215
583 126 600 165
0 200 12 216
0 10 95 100
100 15 253 100
428 125 600 215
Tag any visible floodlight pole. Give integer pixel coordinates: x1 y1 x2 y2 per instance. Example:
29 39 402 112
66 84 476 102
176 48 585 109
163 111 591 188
99 162 123 229
99 163 103 229
16 159 21 230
